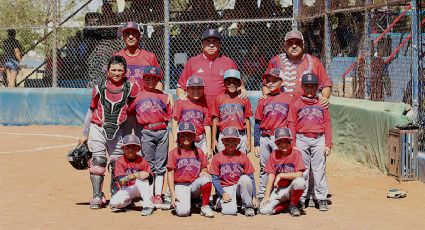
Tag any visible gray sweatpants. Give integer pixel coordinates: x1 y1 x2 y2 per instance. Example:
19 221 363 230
219 175 254 215
258 136 278 198
174 176 211 217
140 129 169 175
296 134 328 201
259 177 306 215
110 179 154 209
218 133 247 154
87 123 123 159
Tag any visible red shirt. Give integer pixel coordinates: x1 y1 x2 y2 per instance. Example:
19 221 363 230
167 147 209 183
254 92 293 134
265 148 305 187
211 93 253 132
177 54 238 109
129 89 171 126
288 96 332 147
114 155 152 186
267 54 332 96
172 99 211 136
90 81 139 126
114 49 160 88
208 151 255 187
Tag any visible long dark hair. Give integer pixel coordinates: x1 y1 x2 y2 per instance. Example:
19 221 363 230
107 55 127 74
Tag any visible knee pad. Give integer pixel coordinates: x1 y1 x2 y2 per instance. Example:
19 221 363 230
89 156 107 175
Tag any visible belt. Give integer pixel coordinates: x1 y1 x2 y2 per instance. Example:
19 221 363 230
142 122 167 131
299 132 323 139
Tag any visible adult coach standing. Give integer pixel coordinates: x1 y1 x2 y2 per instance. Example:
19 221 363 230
176 28 246 109
265 30 332 107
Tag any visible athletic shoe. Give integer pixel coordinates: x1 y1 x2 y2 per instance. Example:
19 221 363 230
289 204 300 217
245 208 255 217
151 195 163 208
90 196 106 209
200 206 215 218
140 207 154 216
318 200 328 211
297 200 305 210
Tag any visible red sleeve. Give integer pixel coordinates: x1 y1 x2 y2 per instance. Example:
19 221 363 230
166 97 172 118
114 158 126 178
140 157 153 176
267 56 279 69
151 53 160 68
177 59 192 90
230 58 238 70
264 153 275 174
314 58 332 88
244 98 253 118
210 97 220 118
89 87 99 110
243 154 255 174
199 149 209 169
323 107 332 147
172 101 182 121
208 154 220 175
128 96 137 115
129 82 140 98
287 101 299 145
293 150 306 172
166 149 177 170
254 98 264 120
203 107 212 126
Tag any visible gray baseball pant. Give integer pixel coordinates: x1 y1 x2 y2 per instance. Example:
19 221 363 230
174 176 211 217
87 123 123 159
140 129 169 175
296 134 328 201
218 133 247 154
259 177 306 215
219 175 254 215
110 179 154 209
258 135 278 199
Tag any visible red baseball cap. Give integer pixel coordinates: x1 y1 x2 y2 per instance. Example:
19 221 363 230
121 21 141 35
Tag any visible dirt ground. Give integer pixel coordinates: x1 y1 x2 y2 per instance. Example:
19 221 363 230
0 125 424 230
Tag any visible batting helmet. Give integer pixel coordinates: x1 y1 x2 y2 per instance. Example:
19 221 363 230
67 142 92 170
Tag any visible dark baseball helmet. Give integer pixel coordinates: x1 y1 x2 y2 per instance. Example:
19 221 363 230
67 142 92 170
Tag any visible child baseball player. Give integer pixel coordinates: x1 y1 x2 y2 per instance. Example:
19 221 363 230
172 76 212 157
254 68 294 200
288 73 332 211
129 66 172 208
209 126 258 216
167 122 215 218
259 128 306 216
79 55 139 209
211 69 252 154
110 134 155 216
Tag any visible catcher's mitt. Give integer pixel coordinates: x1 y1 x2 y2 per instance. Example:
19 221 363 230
67 142 92 170
387 188 407 199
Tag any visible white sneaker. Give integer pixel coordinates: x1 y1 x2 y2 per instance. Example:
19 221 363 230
200 206 215 218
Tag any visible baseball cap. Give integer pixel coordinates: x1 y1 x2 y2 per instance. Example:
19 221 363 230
122 134 141 147
143 66 162 79
284 30 304 42
262 68 283 80
221 126 240 140
224 69 241 81
274 127 293 143
121 21 141 35
177 122 196 134
201 28 222 41
301 73 319 85
186 76 205 87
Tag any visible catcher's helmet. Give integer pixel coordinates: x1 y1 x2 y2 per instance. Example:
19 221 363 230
67 142 92 170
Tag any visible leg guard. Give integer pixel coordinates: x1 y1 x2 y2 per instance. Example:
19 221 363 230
89 156 107 208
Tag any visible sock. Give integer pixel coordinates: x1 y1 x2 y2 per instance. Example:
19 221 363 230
273 202 288 214
154 175 164 196
200 182 212 206
291 189 304 205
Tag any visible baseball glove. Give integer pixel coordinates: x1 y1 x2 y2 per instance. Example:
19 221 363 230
387 188 407 199
67 142 92 170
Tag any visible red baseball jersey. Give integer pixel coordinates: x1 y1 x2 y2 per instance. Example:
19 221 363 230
267 54 332 95
177 54 238 108
211 93 253 132
172 98 211 136
254 92 293 134
114 48 160 88
265 148 305 187
129 89 171 126
90 81 139 126
288 96 332 147
208 151 255 187
114 155 152 186
167 147 209 183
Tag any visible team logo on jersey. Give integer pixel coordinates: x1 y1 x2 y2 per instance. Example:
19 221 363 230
298 106 323 120
274 163 295 173
136 98 166 113
176 158 201 172
219 163 244 179
197 68 204 73
181 109 204 123
264 103 288 117
219 104 244 122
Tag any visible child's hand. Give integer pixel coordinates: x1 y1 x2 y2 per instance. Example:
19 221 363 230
273 174 283 187
205 148 213 159
78 135 88 146
252 197 259 208
171 194 179 208
260 197 270 208
212 140 218 154
320 97 329 108
254 146 260 158
222 193 232 203
237 87 248 99
325 147 331 156
178 92 187 101
245 142 251 154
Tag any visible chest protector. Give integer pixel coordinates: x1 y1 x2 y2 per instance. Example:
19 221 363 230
97 80 131 140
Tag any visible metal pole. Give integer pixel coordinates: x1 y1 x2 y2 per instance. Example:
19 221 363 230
411 0 419 109
164 0 170 90
52 0 58 87
364 0 372 99
324 0 331 73
293 0 299 30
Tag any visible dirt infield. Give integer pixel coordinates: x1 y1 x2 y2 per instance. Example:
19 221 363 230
0 126 424 230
